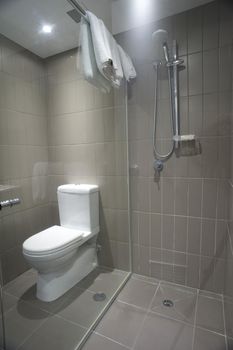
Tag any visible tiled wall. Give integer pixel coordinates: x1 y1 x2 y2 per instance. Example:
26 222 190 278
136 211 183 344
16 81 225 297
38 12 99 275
223 7 233 341
0 37 130 284
224 184 233 344
116 0 233 294
0 35 50 284
46 49 130 271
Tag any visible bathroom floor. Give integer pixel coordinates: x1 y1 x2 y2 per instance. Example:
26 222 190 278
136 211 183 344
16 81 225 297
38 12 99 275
1 271 229 350
83 275 228 350
0 267 128 350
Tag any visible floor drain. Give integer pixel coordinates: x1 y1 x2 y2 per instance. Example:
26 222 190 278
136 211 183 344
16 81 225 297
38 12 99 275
93 292 106 302
163 299 174 307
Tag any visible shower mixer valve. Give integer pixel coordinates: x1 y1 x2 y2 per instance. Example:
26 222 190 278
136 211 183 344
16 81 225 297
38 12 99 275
153 160 163 172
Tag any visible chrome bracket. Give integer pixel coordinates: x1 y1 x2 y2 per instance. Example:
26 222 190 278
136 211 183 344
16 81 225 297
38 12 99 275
0 198 21 210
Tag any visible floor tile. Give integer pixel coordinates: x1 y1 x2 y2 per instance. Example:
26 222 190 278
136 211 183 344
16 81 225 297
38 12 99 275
58 288 109 328
3 268 227 350
224 298 233 338
196 295 224 334
77 268 127 297
2 292 18 313
117 277 158 310
3 269 37 299
96 300 146 348
199 289 222 301
18 315 87 350
159 283 197 301
151 283 197 324
4 300 49 349
193 328 226 350
132 274 159 285
134 312 194 350
82 333 130 350
227 336 233 349
18 283 72 314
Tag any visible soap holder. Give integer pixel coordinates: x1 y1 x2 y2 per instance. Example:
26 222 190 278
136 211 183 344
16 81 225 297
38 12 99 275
173 134 196 142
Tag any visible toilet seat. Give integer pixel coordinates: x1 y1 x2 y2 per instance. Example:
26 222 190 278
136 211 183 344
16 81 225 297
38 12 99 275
23 225 84 258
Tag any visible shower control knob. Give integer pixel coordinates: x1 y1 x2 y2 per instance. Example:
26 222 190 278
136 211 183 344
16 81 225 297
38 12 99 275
153 160 163 172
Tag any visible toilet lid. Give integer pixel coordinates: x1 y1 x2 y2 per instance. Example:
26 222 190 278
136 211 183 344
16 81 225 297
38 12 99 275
23 225 84 255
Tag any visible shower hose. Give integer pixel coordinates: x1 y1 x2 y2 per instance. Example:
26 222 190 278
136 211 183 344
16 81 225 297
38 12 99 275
152 62 175 162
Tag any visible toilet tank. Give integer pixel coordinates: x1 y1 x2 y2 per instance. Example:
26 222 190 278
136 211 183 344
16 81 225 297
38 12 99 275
57 184 99 233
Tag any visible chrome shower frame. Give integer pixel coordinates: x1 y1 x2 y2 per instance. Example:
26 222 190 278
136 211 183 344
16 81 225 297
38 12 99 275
153 38 184 168
168 40 184 148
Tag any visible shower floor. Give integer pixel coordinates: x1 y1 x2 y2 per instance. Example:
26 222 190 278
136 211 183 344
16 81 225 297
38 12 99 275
0 267 128 350
83 275 228 350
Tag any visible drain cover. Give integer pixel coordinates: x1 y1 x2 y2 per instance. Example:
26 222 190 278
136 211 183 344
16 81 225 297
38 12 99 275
163 299 174 307
93 292 106 302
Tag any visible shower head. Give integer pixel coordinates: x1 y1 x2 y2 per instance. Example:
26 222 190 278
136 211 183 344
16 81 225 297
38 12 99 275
152 29 168 45
152 29 170 63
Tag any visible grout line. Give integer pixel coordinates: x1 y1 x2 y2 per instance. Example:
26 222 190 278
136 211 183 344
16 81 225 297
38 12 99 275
222 294 228 350
160 280 198 293
161 177 164 280
116 299 150 313
149 308 195 328
213 179 220 290
185 181 190 286
15 313 52 350
198 291 223 301
226 224 233 257
128 210 229 223
195 324 226 338
1 291 20 311
50 313 88 330
136 212 140 273
173 177 176 283
191 285 200 350
131 273 160 285
198 179 204 290
93 332 132 350
149 260 187 268
131 281 161 349
129 174 231 181
149 207 152 278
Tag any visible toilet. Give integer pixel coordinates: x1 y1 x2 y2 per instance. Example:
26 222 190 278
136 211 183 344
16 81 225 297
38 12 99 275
23 184 99 302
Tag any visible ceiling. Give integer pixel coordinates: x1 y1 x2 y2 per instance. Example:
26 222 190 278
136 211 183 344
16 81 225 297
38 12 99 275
0 0 214 59
0 0 111 58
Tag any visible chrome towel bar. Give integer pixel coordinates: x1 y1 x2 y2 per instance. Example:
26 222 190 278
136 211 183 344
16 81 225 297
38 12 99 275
0 198 21 210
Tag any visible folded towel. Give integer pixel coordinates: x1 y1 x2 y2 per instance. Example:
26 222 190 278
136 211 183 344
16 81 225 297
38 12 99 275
87 11 123 87
79 18 111 93
118 45 137 82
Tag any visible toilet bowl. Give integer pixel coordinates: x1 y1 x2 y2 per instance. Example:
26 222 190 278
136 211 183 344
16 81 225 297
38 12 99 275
23 184 99 302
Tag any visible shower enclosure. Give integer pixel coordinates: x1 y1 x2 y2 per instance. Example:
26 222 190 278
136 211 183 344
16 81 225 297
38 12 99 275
0 0 131 348
0 0 233 349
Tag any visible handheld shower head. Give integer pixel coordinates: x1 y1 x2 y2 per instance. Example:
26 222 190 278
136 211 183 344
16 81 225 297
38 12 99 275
152 29 168 45
152 29 170 63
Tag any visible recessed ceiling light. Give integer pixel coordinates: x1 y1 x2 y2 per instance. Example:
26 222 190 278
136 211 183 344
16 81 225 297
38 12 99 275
41 25 53 34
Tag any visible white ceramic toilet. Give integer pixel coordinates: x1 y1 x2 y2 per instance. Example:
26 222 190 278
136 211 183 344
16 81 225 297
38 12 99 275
23 184 99 302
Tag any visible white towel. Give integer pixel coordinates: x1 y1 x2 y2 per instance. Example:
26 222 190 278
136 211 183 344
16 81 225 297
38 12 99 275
79 18 111 93
87 11 124 87
118 45 137 82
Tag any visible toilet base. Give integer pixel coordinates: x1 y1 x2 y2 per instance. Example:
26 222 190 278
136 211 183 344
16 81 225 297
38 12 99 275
36 243 97 302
